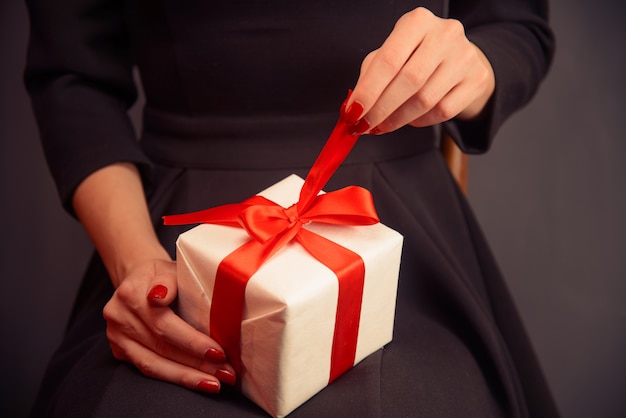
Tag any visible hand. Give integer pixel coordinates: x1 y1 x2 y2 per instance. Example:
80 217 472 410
343 7 495 135
103 258 236 394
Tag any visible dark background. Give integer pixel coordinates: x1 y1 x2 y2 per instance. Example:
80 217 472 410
1 0 624 416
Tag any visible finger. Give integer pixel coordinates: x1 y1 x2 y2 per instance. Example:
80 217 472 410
408 81 478 128
145 306 231 366
374 59 463 133
362 40 448 131
146 260 178 307
105 300 236 385
113 335 226 394
407 44 493 128
107 282 231 368
147 334 237 386
346 8 435 122
365 17 470 132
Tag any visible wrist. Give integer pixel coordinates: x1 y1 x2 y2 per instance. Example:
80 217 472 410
73 163 171 288
110 241 172 288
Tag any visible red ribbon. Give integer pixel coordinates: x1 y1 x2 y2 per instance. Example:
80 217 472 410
163 94 378 383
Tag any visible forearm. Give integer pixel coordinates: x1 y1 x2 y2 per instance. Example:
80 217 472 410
73 162 169 288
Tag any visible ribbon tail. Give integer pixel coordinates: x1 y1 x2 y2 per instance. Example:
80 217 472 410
163 203 251 226
298 96 361 213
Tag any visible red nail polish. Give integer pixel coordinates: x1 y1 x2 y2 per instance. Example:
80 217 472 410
343 101 364 125
215 369 237 386
205 348 227 363
197 380 220 394
148 284 168 299
369 126 382 135
348 118 370 136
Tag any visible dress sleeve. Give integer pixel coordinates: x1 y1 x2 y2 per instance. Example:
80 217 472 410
24 0 151 214
443 0 555 153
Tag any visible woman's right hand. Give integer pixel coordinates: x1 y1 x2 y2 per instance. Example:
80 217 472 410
102 257 236 394
344 7 495 135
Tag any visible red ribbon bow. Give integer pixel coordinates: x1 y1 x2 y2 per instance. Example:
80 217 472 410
163 94 378 383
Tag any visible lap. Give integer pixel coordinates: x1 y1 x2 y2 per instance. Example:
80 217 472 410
34 312 501 417
31 150 554 417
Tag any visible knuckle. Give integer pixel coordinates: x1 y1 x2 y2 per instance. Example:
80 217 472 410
103 303 124 326
103 300 126 326
399 69 427 90
102 303 114 321
114 282 135 304
444 18 465 38
361 49 377 71
113 283 146 313
135 357 158 378
475 64 491 87
414 90 438 111
153 337 169 358
404 7 432 24
151 314 169 338
435 100 458 121
376 47 404 73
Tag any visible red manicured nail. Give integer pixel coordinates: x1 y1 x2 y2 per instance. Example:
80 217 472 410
197 380 220 394
343 101 364 125
215 369 237 386
348 118 371 136
368 126 382 135
148 284 168 299
205 348 227 363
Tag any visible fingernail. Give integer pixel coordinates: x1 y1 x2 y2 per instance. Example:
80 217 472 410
348 118 371 136
197 380 220 394
215 369 237 386
148 284 168 299
343 101 364 125
205 348 227 363
368 126 382 135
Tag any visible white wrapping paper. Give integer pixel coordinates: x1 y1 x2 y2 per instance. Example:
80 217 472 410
176 175 403 417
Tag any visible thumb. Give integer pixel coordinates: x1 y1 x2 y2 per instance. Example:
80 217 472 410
146 260 178 307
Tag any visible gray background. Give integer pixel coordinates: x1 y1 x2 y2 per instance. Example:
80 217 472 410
1 0 624 416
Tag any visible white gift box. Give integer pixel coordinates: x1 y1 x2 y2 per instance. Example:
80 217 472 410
175 174 403 417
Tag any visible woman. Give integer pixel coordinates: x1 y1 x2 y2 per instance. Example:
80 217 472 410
25 0 557 416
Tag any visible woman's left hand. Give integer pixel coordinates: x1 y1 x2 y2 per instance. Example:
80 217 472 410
343 7 495 135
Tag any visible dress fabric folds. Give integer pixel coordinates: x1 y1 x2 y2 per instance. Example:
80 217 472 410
24 0 559 416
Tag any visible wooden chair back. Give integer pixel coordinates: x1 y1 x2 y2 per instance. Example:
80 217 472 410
440 132 468 194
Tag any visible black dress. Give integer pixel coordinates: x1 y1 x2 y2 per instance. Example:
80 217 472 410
25 0 558 416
